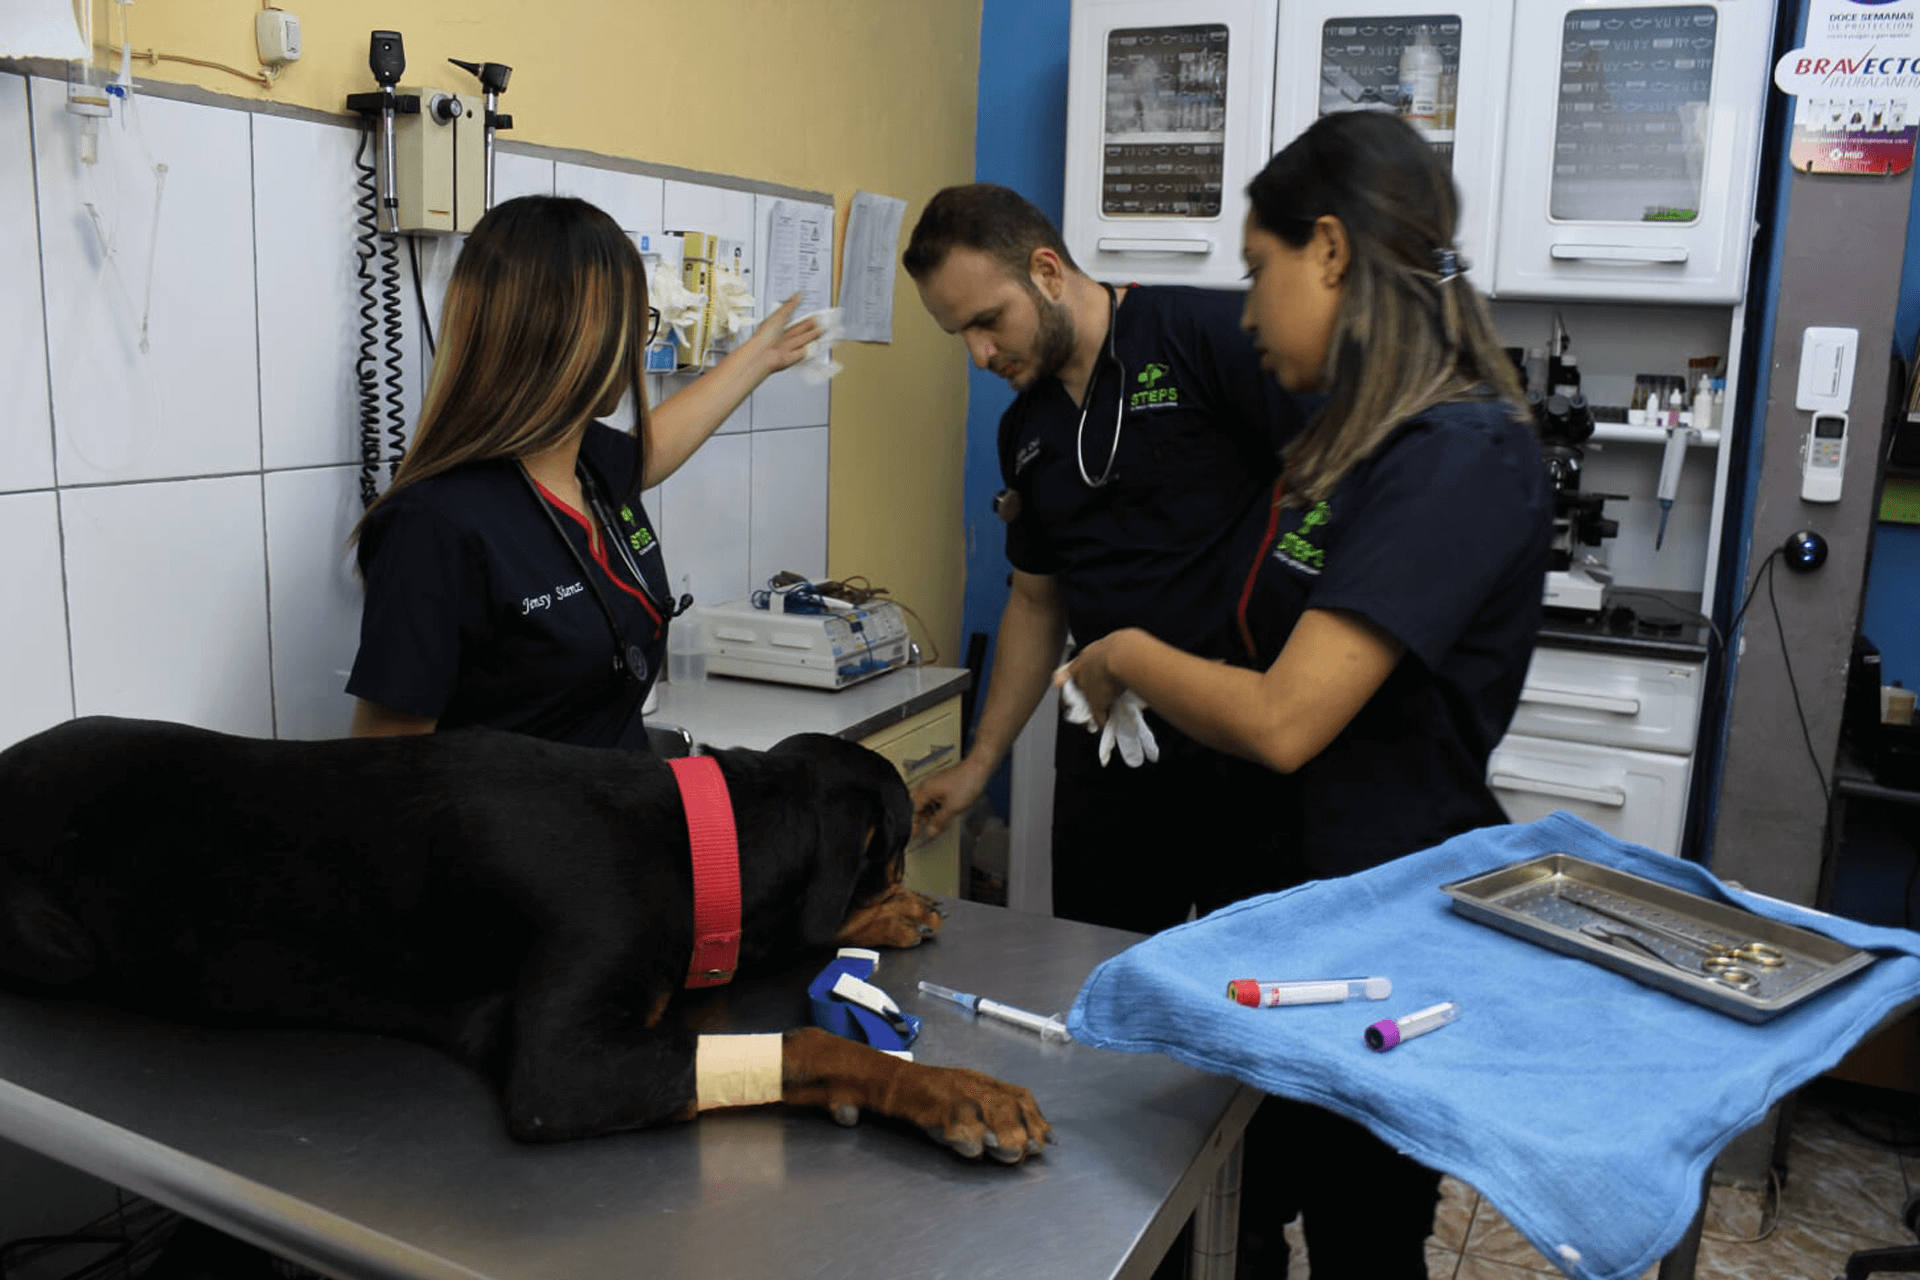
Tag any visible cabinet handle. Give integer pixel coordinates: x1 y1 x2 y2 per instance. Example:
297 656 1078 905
1488 771 1627 809
1549 243 1689 264
1096 236 1212 255
903 742 957 772
1520 685 1642 716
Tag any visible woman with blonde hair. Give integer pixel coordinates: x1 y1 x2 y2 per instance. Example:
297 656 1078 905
347 195 817 748
1062 110 1553 1277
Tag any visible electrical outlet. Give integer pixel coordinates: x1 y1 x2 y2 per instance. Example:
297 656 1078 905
256 9 302 66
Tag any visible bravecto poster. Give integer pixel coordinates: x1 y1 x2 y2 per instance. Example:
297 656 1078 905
1776 0 1920 175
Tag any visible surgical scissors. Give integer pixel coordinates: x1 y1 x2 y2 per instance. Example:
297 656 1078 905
1568 895 1785 988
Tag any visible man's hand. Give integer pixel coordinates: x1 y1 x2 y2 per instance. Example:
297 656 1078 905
909 757 991 840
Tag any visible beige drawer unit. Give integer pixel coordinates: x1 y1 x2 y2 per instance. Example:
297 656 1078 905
1508 648 1703 757
860 697 963 897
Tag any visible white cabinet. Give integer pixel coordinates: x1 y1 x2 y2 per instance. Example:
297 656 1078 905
1063 0 1278 287
1488 731 1693 851
1490 645 1702 854
1271 0 1514 292
1492 0 1775 303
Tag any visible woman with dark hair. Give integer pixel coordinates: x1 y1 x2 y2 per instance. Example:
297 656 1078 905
346 195 818 748
1062 111 1553 1276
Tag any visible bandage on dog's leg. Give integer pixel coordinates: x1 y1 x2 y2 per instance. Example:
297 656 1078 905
695 1034 784 1110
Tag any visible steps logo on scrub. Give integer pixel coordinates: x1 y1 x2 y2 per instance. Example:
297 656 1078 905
1129 362 1180 410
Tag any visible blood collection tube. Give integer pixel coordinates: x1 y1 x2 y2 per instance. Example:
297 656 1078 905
1365 1000 1460 1051
1226 977 1392 1007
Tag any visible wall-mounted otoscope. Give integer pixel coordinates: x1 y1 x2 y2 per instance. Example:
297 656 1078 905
449 58 513 209
345 31 411 234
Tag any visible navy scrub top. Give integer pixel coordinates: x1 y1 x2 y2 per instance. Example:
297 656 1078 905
1234 398 1554 877
348 422 670 749
997 283 1301 659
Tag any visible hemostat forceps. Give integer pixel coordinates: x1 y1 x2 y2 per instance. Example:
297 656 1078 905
1571 897 1785 990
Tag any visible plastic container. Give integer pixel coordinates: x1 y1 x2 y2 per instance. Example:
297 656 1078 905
1398 27 1442 129
667 575 706 684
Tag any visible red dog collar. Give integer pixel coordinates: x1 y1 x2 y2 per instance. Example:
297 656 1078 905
669 756 741 987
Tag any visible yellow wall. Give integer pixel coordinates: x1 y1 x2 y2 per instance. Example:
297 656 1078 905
92 0 981 660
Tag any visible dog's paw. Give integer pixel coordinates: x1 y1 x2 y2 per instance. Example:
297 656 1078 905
834 884 945 950
904 1065 1052 1164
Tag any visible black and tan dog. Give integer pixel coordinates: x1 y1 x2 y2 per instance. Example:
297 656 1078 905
0 717 1050 1161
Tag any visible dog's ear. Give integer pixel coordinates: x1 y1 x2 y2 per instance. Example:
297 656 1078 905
770 736 914 938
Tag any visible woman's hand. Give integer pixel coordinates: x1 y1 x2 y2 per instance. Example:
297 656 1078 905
742 293 823 377
1056 630 1137 729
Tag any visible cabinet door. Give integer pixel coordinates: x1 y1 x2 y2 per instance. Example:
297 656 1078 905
1273 0 1514 291
1064 0 1278 287
1487 732 1690 854
1493 0 1775 302
862 699 964 897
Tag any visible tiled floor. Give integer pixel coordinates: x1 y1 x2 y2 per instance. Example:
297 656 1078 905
1278 1078 1920 1280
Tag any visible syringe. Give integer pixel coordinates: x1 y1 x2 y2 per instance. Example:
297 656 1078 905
917 980 1072 1042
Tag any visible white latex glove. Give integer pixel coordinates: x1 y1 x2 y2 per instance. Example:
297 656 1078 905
1058 672 1160 768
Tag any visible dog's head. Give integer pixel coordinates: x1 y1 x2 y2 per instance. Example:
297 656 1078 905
764 732 913 912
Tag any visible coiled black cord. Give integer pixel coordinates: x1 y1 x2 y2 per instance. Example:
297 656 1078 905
351 129 384 508
378 211 407 481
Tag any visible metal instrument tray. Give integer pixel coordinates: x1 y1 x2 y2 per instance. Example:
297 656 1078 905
1441 853 1875 1022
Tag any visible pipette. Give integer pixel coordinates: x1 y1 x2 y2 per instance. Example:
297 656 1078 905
1655 410 1689 551
917 980 1072 1042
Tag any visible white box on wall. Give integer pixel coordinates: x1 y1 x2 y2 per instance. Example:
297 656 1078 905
31 82 262 486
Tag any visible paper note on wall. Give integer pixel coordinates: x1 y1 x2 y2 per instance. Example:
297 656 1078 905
840 190 907 344
0 0 86 59
765 200 833 317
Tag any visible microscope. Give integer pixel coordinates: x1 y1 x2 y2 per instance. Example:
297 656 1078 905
1535 388 1620 613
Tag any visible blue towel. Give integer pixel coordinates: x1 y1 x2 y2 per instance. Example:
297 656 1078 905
1067 812 1920 1280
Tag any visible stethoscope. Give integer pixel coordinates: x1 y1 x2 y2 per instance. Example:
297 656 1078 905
994 282 1125 525
1075 282 1126 490
517 459 691 688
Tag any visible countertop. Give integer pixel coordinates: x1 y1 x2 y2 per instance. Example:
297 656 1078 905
649 664 971 752
1539 587 1714 662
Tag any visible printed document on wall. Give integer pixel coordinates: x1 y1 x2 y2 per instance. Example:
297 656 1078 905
841 191 907 343
765 199 833 319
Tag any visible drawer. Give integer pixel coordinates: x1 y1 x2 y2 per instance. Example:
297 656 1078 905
860 699 962 789
862 698 963 898
1487 733 1691 856
1508 648 1703 756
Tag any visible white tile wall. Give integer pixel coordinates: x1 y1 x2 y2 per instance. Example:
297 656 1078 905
750 426 830 588
62 475 273 736
265 466 366 740
0 491 75 746
0 74 829 756
33 80 261 487
660 431 753 606
0 73 54 495
255 113 422 472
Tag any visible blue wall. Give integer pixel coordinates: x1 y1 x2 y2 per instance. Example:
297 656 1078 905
962 0 1073 815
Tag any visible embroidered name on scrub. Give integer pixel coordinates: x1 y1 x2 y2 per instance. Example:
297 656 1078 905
1273 500 1332 574
521 581 587 614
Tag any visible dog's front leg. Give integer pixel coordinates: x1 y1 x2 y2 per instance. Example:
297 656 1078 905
834 884 943 950
780 1027 1051 1163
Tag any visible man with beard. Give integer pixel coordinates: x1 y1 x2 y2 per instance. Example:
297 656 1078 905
903 184 1301 935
